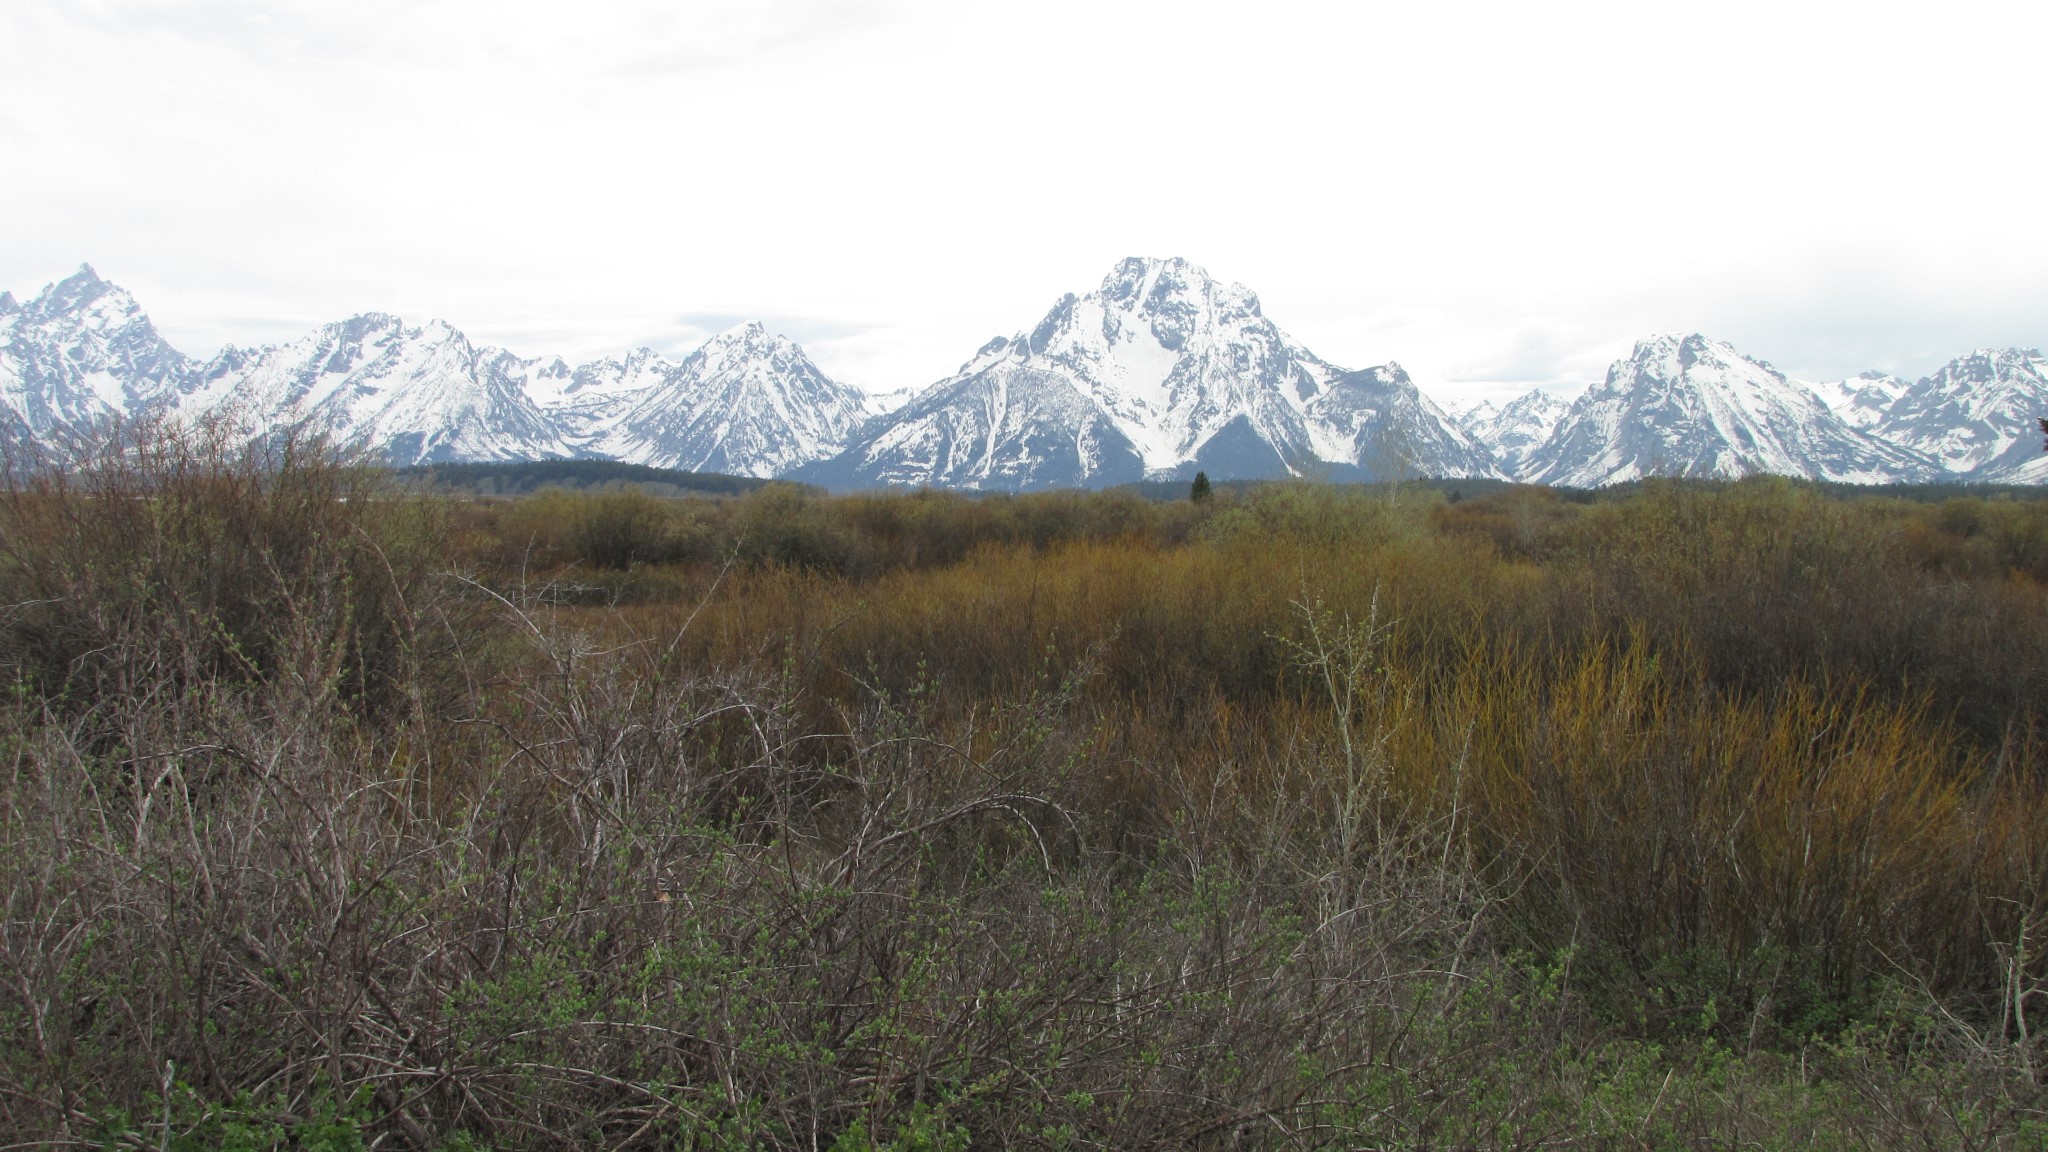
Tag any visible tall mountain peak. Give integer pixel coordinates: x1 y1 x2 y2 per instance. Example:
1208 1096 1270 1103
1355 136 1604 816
0 264 194 440
700 320 775 350
802 257 1496 490
37 264 125 317
1874 347 2048 480
588 319 871 476
1097 256 1265 341
1528 333 1933 485
18 262 2044 492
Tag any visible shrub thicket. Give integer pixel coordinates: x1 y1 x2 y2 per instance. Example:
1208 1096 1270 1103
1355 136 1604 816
2 442 2047 1149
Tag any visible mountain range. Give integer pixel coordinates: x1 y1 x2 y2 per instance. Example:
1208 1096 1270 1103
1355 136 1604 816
4 260 2045 488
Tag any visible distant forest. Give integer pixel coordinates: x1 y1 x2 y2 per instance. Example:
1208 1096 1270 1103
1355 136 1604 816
400 458 778 496
405 460 2048 505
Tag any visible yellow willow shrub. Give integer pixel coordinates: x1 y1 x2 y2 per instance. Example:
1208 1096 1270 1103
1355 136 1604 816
1424 481 2042 744
1051 590 2039 1017
1399 637 2005 1007
503 498 2048 1017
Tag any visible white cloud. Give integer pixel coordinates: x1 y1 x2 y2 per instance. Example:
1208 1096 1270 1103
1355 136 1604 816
4 0 2046 401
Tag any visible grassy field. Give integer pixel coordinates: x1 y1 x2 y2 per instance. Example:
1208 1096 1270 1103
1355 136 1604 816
3 430 2047 1149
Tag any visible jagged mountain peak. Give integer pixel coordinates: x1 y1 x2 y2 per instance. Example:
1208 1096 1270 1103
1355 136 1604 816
21 263 142 324
1464 388 1572 478
1932 346 2044 380
52 261 105 289
1097 256 1263 323
689 320 794 365
1632 332 1780 377
585 346 672 371
589 319 871 477
19 262 2043 491
1448 397 1498 422
1813 369 1910 431
1875 347 2048 480
805 258 1498 490
1527 333 1934 486
331 310 402 334
169 305 570 465
957 256 1335 473
0 264 196 441
299 312 478 369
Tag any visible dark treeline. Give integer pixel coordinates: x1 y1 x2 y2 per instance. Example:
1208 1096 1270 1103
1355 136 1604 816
405 457 778 496
3 431 2047 1149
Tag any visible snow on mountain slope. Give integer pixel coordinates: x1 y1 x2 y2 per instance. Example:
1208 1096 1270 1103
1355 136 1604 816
1872 349 2048 481
0 265 195 442
586 322 874 477
863 384 919 417
1462 388 1572 479
15 264 2044 489
182 313 574 465
795 359 1146 491
809 257 1496 490
2002 452 2048 485
1442 397 1494 422
530 349 682 446
1017 258 1326 471
1306 364 1500 481
1526 334 1938 487
0 266 874 472
1812 370 1909 431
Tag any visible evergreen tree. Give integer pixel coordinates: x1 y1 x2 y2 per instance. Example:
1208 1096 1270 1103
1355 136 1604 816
1190 471 1212 502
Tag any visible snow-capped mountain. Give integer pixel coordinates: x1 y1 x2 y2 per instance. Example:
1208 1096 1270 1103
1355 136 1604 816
0 265 196 443
184 313 575 465
12 263 2047 490
1442 397 1495 422
799 359 1150 491
1460 388 1572 478
0 265 870 474
802 257 1497 490
580 322 874 477
1871 349 2048 482
1525 334 1937 487
1306 364 1499 481
1812 370 1910 432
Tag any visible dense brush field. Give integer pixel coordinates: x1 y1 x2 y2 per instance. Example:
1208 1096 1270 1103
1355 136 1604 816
5 432 2048 1149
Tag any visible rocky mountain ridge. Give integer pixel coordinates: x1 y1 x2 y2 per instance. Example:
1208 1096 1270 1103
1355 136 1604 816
1523 334 1941 487
5 262 2045 488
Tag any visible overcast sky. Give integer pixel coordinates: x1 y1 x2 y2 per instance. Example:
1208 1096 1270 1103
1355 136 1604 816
4 0 2045 405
